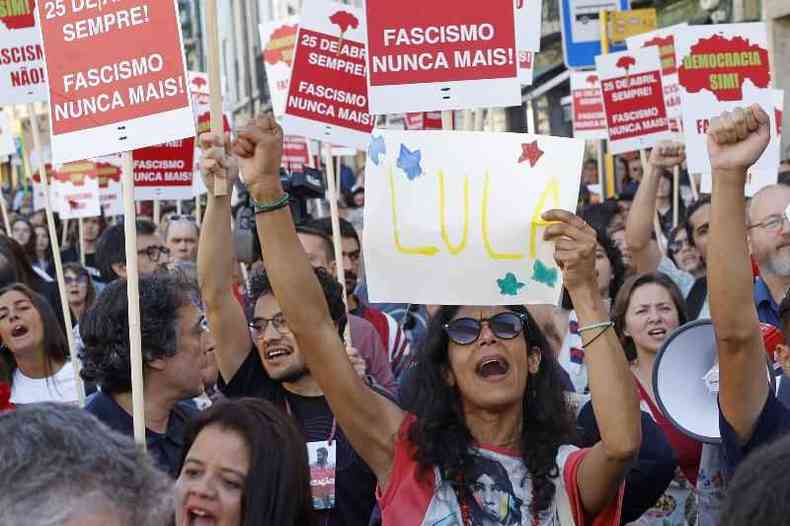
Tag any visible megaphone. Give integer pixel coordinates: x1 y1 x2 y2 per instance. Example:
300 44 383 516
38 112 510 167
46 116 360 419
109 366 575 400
653 320 779 444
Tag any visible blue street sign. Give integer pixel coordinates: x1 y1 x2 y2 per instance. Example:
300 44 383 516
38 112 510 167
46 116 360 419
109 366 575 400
560 0 631 69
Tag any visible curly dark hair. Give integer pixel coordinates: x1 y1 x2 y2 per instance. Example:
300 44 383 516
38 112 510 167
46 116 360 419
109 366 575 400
246 267 347 334
561 229 626 309
79 273 191 394
406 305 576 518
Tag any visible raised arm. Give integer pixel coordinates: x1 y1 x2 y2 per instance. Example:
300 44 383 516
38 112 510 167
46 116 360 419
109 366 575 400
231 115 405 484
708 105 772 443
544 210 641 516
196 133 253 383
625 142 685 272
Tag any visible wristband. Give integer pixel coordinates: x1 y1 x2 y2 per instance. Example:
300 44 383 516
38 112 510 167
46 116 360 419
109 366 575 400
252 193 290 214
582 324 613 349
578 321 614 334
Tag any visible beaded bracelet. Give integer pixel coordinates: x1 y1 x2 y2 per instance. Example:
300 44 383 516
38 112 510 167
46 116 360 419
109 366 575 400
252 192 290 214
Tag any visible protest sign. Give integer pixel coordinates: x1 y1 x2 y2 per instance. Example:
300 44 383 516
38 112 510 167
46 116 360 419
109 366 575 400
519 51 535 85
53 161 101 219
627 24 687 120
283 0 372 150
0 0 48 104
609 8 656 43
260 17 298 117
364 0 521 113
700 89 785 197
133 139 195 200
0 112 15 155
596 46 672 154
96 155 123 216
31 162 53 212
516 0 541 84
675 23 778 174
37 0 195 163
405 112 444 130
363 130 584 305
282 135 312 171
570 71 607 139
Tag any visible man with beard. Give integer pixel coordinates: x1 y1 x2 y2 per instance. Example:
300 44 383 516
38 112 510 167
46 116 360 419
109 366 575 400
748 184 790 326
307 217 412 379
196 136 381 526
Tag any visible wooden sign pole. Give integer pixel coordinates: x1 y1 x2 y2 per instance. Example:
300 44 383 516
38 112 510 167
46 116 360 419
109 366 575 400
28 104 85 406
206 0 226 196
121 151 147 447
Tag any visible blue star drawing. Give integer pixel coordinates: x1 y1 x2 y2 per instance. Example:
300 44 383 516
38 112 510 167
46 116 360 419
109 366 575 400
532 260 558 288
368 135 386 166
497 273 526 296
396 144 423 181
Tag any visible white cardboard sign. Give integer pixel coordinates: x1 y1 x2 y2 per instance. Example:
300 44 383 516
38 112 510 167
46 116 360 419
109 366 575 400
627 24 687 121
363 130 584 305
260 17 299 118
675 23 778 174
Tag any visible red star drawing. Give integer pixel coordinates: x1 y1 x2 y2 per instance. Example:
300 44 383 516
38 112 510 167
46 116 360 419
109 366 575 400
518 141 544 168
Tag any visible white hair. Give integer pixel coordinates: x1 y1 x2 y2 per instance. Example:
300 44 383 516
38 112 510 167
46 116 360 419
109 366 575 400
0 403 174 526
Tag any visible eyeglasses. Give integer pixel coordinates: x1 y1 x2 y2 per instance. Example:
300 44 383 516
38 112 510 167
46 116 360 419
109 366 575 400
444 312 528 346
64 275 88 285
248 313 290 338
343 250 361 263
668 238 692 253
168 215 197 224
748 215 789 233
137 246 170 261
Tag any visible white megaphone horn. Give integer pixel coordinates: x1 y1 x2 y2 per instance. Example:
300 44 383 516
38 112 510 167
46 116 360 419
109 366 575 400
653 320 780 444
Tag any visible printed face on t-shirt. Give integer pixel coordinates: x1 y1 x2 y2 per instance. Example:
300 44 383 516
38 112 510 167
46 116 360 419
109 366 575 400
445 306 533 413
252 294 309 384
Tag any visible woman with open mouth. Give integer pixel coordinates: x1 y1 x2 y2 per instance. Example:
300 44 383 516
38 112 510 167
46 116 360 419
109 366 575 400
174 398 313 526
0 283 78 405
221 114 643 525
612 273 706 525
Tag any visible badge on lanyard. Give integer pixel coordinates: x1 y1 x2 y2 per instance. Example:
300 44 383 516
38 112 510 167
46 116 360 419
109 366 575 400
307 440 337 510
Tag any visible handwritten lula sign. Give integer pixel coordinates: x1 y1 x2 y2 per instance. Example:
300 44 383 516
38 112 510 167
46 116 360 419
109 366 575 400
363 130 584 305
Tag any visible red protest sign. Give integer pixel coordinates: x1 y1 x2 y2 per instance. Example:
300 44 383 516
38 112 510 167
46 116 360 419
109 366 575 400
37 0 195 163
596 47 672 154
133 138 196 200
364 0 520 113
570 72 607 140
405 112 445 130
282 135 311 171
0 0 48 104
282 0 372 150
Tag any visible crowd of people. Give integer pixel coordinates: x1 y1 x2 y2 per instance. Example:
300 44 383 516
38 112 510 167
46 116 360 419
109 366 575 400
1 105 790 525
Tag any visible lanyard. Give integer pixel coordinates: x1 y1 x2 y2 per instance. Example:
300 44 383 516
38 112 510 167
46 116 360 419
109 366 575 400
284 397 337 444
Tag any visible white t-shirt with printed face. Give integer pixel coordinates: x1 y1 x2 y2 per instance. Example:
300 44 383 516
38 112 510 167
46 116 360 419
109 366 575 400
10 362 79 405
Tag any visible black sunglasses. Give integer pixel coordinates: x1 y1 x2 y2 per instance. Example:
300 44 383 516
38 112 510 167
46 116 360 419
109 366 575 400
443 312 528 345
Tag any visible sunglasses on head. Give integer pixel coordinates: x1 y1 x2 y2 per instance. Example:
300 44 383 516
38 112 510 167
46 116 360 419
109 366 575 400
443 312 528 345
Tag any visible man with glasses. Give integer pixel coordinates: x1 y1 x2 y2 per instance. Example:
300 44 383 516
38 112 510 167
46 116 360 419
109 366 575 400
196 136 383 526
747 184 790 327
95 219 170 282
164 215 199 263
